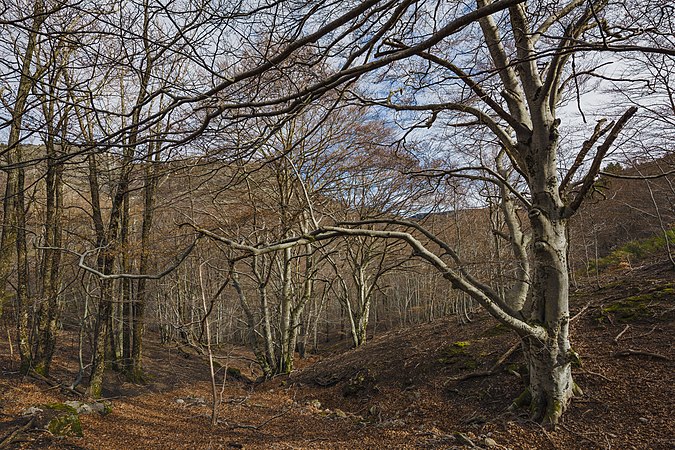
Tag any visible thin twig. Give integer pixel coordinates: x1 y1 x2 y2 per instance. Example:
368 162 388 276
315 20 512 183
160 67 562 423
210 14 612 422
614 325 630 344
560 424 604 449
532 420 558 448
571 301 592 322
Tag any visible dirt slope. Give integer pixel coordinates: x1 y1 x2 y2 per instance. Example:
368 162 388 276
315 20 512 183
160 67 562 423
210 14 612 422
0 262 673 449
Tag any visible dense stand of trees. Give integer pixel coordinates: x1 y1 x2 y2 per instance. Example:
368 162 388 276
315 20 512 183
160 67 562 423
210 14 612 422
0 0 673 426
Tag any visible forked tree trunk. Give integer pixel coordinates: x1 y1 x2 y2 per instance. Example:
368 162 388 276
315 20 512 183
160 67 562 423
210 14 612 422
232 270 274 378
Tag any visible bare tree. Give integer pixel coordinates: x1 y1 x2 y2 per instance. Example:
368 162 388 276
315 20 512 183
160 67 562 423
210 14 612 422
0 0 670 425
184 1 668 424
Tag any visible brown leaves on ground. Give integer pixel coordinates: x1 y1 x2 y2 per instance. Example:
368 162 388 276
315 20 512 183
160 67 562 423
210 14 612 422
0 262 673 449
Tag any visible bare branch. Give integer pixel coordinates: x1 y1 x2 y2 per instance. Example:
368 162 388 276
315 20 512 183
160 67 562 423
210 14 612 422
37 236 201 280
565 106 638 217
599 169 675 180
560 118 611 193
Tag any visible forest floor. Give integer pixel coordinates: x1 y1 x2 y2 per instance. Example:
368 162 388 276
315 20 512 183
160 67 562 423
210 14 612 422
0 260 673 449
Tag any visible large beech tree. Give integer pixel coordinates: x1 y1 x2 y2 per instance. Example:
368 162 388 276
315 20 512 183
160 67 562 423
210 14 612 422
184 0 664 425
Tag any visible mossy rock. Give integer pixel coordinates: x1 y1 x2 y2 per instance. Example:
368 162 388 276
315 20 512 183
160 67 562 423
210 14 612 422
125 368 150 384
599 299 648 322
43 403 78 413
223 366 251 383
48 412 83 437
33 404 83 437
437 341 470 363
64 400 112 416
95 401 113 416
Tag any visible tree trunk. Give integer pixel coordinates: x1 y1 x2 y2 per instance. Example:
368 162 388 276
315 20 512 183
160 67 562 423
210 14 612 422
520 123 575 423
522 333 575 424
0 1 45 369
89 279 112 399
15 156 31 374
232 270 273 379
355 300 370 347
87 147 129 396
278 248 294 373
33 137 64 376
521 213 575 424
131 139 162 380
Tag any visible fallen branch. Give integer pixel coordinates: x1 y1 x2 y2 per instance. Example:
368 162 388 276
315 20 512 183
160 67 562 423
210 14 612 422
226 408 289 430
614 324 630 344
575 369 613 382
613 349 670 361
29 371 84 397
446 341 520 383
633 325 658 340
0 417 34 449
571 301 592 322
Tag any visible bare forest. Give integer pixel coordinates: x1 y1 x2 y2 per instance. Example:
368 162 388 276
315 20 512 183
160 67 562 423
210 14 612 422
0 0 673 448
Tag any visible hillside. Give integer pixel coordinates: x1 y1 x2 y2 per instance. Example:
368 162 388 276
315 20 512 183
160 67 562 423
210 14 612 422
1 260 673 449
